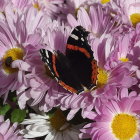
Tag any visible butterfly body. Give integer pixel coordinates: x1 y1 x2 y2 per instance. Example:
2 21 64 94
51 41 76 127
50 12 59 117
40 26 98 94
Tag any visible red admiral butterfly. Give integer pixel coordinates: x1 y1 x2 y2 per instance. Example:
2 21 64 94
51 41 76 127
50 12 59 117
40 26 98 94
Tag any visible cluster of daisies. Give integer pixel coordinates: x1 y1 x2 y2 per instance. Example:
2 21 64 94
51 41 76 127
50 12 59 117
1 0 140 140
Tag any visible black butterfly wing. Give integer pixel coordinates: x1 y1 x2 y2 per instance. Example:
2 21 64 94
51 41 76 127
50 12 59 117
40 49 84 93
66 26 98 89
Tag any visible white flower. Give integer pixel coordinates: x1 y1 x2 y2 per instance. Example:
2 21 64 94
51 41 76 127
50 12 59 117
20 109 83 140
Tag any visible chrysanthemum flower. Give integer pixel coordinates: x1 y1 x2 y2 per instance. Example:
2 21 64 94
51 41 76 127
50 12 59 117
0 5 45 100
100 24 140 81
0 0 10 12
111 0 140 26
65 0 96 11
0 21 26 99
61 0 97 18
20 109 83 140
129 24 140 80
0 115 25 140
66 0 91 9
91 33 137 91
84 33 137 116
11 0 31 11
67 3 121 38
31 0 64 18
10 0 64 18
80 90 140 140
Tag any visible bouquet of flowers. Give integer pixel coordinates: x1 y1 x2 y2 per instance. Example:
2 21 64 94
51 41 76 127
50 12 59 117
0 0 140 140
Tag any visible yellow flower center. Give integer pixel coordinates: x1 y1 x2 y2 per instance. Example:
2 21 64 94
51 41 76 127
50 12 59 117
119 57 129 62
130 13 140 27
111 113 138 140
33 3 40 11
97 68 108 87
49 109 67 131
2 48 24 74
101 0 110 4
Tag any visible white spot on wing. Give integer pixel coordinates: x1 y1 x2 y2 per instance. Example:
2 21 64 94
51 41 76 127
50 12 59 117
81 37 84 42
46 51 49 58
55 77 58 82
70 34 79 40
46 59 49 63
75 28 78 31
47 66 51 70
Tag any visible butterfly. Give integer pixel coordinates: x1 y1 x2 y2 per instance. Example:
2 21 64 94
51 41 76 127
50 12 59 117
40 26 98 94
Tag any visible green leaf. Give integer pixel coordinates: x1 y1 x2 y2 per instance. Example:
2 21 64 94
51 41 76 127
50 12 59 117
11 109 26 123
8 90 17 102
12 97 17 102
0 104 11 115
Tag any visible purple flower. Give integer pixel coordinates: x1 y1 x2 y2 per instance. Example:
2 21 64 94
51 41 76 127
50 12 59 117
0 0 9 12
111 0 140 26
11 0 31 10
67 3 121 38
0 5 45 100
62 0 97 16
31 0 64 18
0 116 26 140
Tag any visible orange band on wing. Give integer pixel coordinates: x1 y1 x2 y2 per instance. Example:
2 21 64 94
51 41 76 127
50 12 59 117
52 55 59 77
91 60 98 84
67 44 91 58
59 81 77 93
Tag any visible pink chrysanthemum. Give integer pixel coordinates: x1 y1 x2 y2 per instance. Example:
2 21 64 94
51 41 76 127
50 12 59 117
10 0 64 18
67 3 121 38
0 5 46 100
0 115 26 140
80 89 140 140
30 0 64 18
91 33 137 95
97 24 140 81
127 24 140 79
66 0 94 9
110 0 140 26
0 21 26 99
0 0 9 12
62 0 97 15
11 0 31 10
